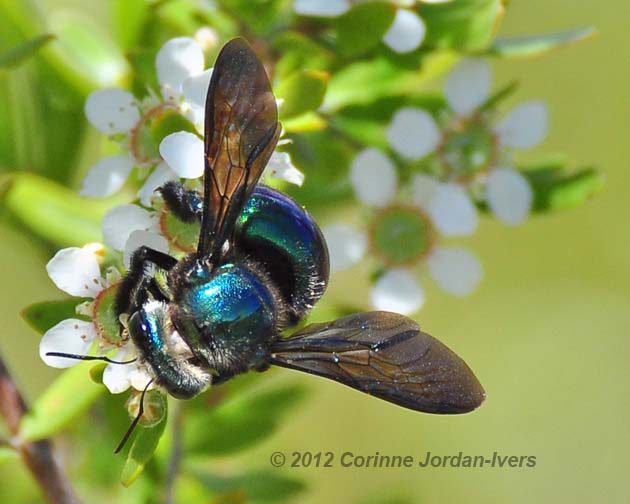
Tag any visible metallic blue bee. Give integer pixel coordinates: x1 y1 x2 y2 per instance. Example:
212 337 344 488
51 38 484 449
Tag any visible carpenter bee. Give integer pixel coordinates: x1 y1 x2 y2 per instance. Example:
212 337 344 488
52 38 484 449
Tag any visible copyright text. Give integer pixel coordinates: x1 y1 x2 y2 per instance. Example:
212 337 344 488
269 451 537 469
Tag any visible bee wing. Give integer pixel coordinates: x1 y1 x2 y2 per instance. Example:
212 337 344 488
198 37 281 260
270 311 485 414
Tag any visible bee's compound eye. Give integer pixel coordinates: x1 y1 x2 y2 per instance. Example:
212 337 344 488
128 311 147 336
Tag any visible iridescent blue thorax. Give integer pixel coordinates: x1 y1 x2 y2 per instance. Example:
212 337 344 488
182 262 277 334
170 261 280 376
131 185 328 390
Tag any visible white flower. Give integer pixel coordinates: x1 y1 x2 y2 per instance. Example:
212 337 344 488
266 151 305 186
382 8 426 54
323 151 482 315
82 37 214 202
386 58 549 225
294 0 351 17
158 132 305 186
39 243 153 394
294 1 426 53
84 36 306 206
102 204 160 251
101 204 169 269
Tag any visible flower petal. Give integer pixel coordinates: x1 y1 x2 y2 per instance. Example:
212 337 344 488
182 68 214 110
156 37 205 97
371 269 425 315
412 174 440 211
47 246 104 297
293 0 350 16
39 319 97 368
103 347 135 394
350 148 398 207
429 183 478 236
322 223 367 271
266 151 305 186
103 345 155 394
128 367 155 392
486 168 532 225
382 9 426 54
495 100 549 149
428 247 483 296
102 205 157 251
124 230 170 269
138 162 178 206
387 107 441 160
159 131 204 179
85 88 140 135
445 58 492 117
80 154 135 198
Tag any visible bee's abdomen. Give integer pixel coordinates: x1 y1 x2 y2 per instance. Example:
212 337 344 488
236 186 329 325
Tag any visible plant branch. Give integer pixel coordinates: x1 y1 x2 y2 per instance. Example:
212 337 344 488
0 352 82 504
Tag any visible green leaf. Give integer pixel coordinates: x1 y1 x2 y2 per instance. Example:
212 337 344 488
52 13 129 88
323 50 456 111
111 0 150 50
1 173 124 247
215 0 286 35
487 27 596 58
20 365 104 442
285 130 354 210
21 299 88 335
128 47 159 98
273 32 334 79
524 166 605 212
336 3 396 57
331 114 387 150
184 384 308 456
190 468 306 503
120 400 168 487
89 363 107 385
282 112 327 133
422 0 503 51
0 34 55 69
277 70 329 119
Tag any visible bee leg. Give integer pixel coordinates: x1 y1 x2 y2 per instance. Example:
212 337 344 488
116 246 178 317
147 277 170 302
158 181 203 223
129 277 170 314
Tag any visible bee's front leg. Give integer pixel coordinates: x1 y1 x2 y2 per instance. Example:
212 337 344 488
115 246 178 317
158 181 204 223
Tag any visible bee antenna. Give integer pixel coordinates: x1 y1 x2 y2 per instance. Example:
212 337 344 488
45 352 137 365
114 379 154 454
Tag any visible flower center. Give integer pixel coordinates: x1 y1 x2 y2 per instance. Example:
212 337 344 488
92 283 125 347
369 205 433 267
439 117 497 180
130 104 197 166
159 208 201 253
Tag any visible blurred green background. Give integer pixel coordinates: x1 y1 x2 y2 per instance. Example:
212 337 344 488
1 0 628 503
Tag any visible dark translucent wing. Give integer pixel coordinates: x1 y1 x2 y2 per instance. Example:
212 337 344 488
270 311 485 414
198 38 281 260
